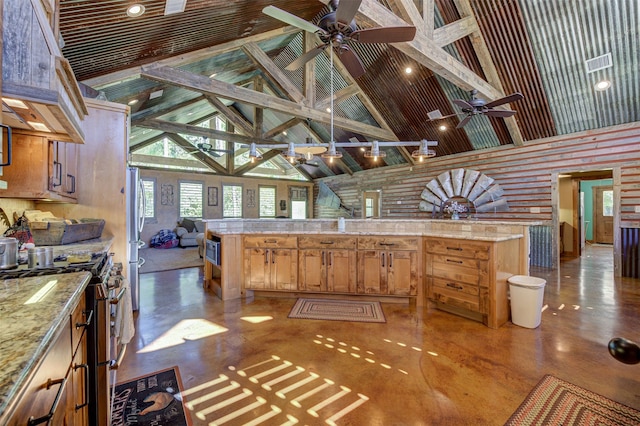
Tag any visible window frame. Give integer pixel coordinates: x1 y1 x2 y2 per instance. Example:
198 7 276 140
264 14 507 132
141 177 157 223
178 180 204 219
222 184 243 218
259 185 277 218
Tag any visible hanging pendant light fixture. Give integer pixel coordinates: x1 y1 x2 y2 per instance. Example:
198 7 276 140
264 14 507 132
411 140 437 162
364 140 386 161
283 142 302 163
248 142 263 163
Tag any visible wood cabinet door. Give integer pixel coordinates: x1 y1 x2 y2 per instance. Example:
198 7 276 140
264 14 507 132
387 250 418 296
244 248 270 289
327 249 356 293
271 249 298 291
357 250 386 294
71 337 89 425
298 249 326 292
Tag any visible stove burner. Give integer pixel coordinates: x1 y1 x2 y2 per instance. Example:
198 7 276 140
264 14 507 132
0 251 109 280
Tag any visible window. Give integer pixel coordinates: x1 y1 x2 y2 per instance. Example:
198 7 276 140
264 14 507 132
291 200 307 219
179 181 203 218
259 186 276 218
141 178 156 220
223 184 243 218
603 190 613 216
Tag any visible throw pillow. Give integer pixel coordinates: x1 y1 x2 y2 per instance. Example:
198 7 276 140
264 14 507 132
180 218 196 233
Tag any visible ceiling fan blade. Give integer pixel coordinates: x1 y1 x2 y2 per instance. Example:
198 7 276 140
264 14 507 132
335 0 362 24
336 46 365 79
285 44 328 71
456 115 473 129
350 26 417 44
453 99 474 111
262 6 324 34
484 92 524 108
485 109 516 118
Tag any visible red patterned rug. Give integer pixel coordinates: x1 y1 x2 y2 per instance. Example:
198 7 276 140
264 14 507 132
505 374 640 425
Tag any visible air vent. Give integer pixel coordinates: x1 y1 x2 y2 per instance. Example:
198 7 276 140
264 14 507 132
427 109 443 120
585 53 612 73
164 0 186 15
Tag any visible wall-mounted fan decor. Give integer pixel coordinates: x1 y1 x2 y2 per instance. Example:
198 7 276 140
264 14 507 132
430 90 524 129
263 0 416 78
418 168 508 216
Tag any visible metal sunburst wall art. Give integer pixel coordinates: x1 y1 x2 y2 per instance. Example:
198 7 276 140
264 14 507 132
419 168 508 218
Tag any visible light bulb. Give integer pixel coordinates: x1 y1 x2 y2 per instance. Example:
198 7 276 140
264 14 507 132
305 151 313 161
251 157 255 163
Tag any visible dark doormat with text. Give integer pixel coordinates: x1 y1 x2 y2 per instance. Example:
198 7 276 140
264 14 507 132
111 366 191 426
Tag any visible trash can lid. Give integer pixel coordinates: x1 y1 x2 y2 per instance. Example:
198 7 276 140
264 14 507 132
508 275 546 288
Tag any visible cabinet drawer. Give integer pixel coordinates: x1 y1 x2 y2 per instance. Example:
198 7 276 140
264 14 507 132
243 235 297 248
298 235 356 250
429 255 489 286
358 236 419 250
429 277 481 312
425 238 490 260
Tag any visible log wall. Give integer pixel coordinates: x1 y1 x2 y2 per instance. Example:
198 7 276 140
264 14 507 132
314 122 640 274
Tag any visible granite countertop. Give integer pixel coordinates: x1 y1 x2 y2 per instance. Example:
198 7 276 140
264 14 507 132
0 272 91 421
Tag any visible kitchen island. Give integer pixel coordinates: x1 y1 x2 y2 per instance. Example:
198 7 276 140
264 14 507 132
202 219 540 329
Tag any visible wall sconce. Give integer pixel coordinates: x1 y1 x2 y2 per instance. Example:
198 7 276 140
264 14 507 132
364 141 386 162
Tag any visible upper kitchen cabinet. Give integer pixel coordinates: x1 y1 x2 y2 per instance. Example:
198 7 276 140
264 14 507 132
2 0 87 143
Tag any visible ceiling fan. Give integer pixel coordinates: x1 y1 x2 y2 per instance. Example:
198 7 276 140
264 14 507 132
263 0 416 78
185 141 232 157
433 90 524 129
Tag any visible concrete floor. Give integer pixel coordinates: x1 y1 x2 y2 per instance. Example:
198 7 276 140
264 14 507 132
116 244 640 425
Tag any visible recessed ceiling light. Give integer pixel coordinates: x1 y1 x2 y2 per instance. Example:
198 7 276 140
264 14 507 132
28 121 50 132
127 4 145 17
2 97 28 109
594 80 611 91
128 99 138 105
405 67 412 74
439 125 447 131
326 107 331 113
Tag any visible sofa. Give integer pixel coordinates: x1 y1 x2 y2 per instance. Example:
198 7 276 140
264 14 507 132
174 219 205 254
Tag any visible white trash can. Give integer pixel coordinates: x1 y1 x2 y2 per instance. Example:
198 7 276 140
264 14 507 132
508 275 546 328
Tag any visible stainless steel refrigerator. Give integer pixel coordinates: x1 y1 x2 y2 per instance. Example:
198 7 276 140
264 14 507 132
126 167 146 311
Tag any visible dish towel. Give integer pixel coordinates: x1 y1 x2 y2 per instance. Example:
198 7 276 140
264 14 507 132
114 276 135 345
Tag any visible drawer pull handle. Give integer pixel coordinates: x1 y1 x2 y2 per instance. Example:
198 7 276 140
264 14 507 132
74 363 89 410
320 241 335 245
379 242 395 246
446 283 464 290
264 239 277 243
28 377 67 425
446 247 463 251
76 309 94 329
446 259 463 264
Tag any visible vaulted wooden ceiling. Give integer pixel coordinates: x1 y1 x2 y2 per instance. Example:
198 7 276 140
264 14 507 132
59 0 640 179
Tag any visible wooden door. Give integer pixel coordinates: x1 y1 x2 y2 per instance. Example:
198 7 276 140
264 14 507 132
327 249 356 293
357 250 386 294
387 250 418 296
244 248 270 289
298 249 326 292
271 249 297 290
594 186 613 244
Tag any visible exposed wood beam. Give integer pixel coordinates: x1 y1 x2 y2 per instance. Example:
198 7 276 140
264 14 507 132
303 31 317 107
315 84 361 110
263 117 303 139
203 94 254 135
254 77 264 138
131 95 207 123
129 133 167 152
233 149 282 176
423 0 435 39
368 0 523 145
82 26 300 89
165 133 229 174
140 65 396 141
137 118 277 145
433 16 477 47
242 42 304 103
130 153 209 169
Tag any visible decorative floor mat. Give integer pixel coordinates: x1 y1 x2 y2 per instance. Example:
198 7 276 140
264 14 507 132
288 298 386 323
505 374 640 425
112 366 191 426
